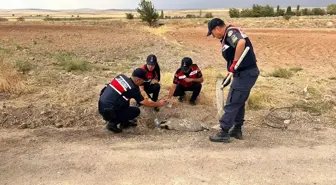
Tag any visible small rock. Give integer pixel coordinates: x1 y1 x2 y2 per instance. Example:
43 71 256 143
284 120 291 125
18 123 28 129
83 77 89 81
326 22 333 28
55 123 63 128
29 57 35 61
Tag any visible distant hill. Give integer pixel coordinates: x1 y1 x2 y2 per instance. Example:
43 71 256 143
12 8 59 12
104 9 136 12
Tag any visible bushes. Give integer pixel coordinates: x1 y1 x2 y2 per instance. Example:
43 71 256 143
312 8 326 15
275 9 285 16
17 17 25 21
15 60 33 74
204 12 213 18
228 4 331 18
283 15 292 21
301 8 313 16
230 5 278 18
125 13 134 19
261 5 275 17
186 14 197 18
327 4 336 15
229 8 240 18
240 9 253 17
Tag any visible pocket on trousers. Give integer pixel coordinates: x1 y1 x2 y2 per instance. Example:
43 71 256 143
230 89 250 104
249 68 260 77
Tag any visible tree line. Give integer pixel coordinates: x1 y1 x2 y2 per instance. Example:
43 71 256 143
229 4 336 18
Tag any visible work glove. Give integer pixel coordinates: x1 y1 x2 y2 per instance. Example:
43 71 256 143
229 60 238 73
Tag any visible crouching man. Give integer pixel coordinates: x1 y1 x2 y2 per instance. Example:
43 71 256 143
98 68 166 133
168 57 204 105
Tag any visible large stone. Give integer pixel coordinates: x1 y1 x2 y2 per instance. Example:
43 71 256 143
326 22 333 28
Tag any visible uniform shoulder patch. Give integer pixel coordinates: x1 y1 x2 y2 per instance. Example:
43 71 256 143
228 30 233 37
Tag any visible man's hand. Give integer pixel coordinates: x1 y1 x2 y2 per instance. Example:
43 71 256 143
184 78 194 83
157 99 166 107
229 60 238 73
151 79 159 84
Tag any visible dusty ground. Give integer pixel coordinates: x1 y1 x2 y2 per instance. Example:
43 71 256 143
1 126 336 185
0 18 336 184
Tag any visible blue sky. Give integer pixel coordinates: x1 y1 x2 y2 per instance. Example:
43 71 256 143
2 0 334 10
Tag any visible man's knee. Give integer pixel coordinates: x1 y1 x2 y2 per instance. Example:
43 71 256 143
194 83 202 90
192 83 202 93
152 84 161 91
133 107 141 117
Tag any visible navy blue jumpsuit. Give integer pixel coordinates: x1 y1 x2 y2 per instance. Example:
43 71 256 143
220 26 260 130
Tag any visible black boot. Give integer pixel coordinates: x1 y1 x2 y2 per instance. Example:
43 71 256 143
120 119 138 129
230 126 243 140
178 96 184 102
209 129 231 143
105 121 122 133
189 99 196 106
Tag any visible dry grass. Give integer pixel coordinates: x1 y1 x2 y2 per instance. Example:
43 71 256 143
144 25 170 37
269 68 294 79
247 91 272 110
295 100 334 115
289 67 303 73
0 58 26 94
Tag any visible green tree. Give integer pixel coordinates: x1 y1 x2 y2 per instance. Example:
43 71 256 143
312 8 326 15
286 6 292 15
277 5 280 12
240 9 253 17
261 5 275 17
327 4 336 15
276 9 285 16
251 4 263 17
229 8 240 18
136 0 159 26
296 5 301 16
160 10 164 19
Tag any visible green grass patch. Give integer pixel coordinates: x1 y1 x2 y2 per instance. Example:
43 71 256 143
54 52 92 72
15 60 33 74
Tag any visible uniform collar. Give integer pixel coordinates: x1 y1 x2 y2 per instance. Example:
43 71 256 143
220 25 233 43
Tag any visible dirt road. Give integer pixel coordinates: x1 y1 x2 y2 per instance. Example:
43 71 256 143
1 126 336 185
